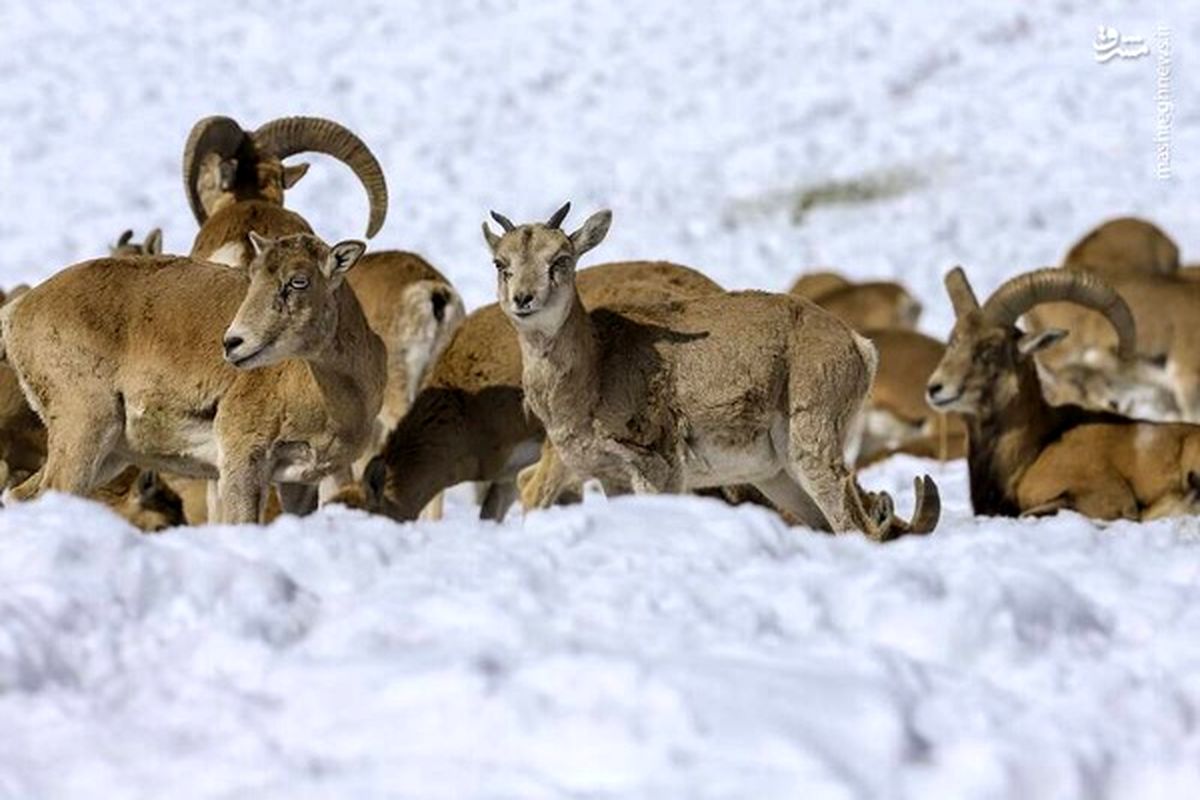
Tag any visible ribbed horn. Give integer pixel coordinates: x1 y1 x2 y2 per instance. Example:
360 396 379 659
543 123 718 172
252 116 388 238
982 267 1137 361
546 202 571 229
182 116 248 226
944 266 980 318
490 211 515 232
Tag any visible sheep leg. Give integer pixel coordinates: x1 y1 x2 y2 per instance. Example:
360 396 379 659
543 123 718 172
17 400 121 500
518 441 579 511
479 480 517 521
1068 480 1139 521
419 493 444 521
751 471 830 531
217 449 270 524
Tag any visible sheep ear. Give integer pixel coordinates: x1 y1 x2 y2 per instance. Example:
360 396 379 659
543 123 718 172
219 158 238 191
482 221 501 252
569 210 612 256
145 228 163 255
1018 328 1068 356
325 240 366 279
247 231 271 257
117 230 133 247
282 162 310 189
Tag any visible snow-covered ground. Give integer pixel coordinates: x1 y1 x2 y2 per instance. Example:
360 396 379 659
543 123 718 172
1 1 1198 797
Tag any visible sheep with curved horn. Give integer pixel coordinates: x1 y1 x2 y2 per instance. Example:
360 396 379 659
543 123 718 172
183 115 389 265
1024 217 1200 420
182 115 464 503
927 265 1200 520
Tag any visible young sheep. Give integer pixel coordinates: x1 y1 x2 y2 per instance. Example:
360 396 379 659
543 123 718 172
347 259 725 521
1 232 385 523
481 204 939 540
183 115 388 264
927 266 1200 520
110 228 163 257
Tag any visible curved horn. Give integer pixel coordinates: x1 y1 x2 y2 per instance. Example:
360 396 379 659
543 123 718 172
982 267 1137 360
252 116 388 238
490 211 515 232
546 202 571 229
944 266 980 318
182 116 248 226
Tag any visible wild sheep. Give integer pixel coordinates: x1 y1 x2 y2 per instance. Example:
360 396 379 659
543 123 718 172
89 467 186 533
182 115 388 264
788 271 921 331
110 228 163 257
787 270 960 464
346 251 466 454
857 329 966 465
349 260 726 521
0 279 185 532
1061 216 1179 276
1024 219 1197 420
1 232 385 523
182 116 463 474
482 204 939 540
927 266 1200 520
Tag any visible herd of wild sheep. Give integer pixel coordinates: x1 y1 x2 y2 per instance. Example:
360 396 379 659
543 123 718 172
0 114 1196 539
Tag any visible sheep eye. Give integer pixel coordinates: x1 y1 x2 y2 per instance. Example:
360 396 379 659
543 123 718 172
551 256 572 274
288 275 310 290
493 259 506 272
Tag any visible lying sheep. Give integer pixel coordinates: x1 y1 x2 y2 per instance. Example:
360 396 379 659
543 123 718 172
928 266 1200 520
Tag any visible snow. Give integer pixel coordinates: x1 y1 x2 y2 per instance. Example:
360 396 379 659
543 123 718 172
1 0 1199 797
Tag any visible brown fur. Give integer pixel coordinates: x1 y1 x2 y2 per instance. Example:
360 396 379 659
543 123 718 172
191 200 312 265
788 271 850 300
860 329 966 464
347 251 465 447
789 272 921 331
357 261 724 521
1026 273 1200 420
1063 216 1179 276
1024 218 1189 418
1 234 386 523
0 247 186 531
929 269 1200 520
487 209 938 540
89 467 186 532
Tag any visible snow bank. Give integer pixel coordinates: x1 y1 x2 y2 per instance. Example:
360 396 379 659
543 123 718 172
2 471 1200 798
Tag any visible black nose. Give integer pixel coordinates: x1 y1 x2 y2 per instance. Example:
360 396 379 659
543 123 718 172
927 382 943 398
223 336 243 355
513 293 534 309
